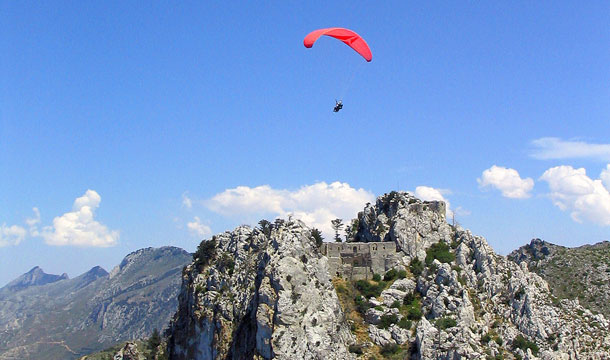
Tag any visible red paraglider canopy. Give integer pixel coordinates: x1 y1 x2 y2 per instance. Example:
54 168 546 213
304 27 372 62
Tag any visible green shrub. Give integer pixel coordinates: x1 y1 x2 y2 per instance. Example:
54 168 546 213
391 300 401 308
258 219 272 237
513 335 539 356
425 241 455 265
380 343 400 356
147 328 161 357
398 317 412 329
436 317 457 330
410 258 424 277
193 238 217 268
397 269 407 279
384 269 398 281
355 279 385 298
310 228 324 247
354 295 370 314
378 314 399 329
218 254 235 276
404 292 423 320
495 336 503 346
372 273 382 282
335 283 348 294
481 333 492 343
403 292 416 305
348 344 363 355
407 303 423 320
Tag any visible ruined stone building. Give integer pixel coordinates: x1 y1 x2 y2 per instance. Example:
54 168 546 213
320 242 400 280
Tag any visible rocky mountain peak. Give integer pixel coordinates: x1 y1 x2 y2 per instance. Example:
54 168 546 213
356 191 452 261
2 265 69 292
508 238 556 265
109 246 189 279
79 265 109 285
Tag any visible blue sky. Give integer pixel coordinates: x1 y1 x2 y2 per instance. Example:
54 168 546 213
1 1 609 286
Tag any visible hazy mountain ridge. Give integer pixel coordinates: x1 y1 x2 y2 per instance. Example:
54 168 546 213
167 191 610 359
509 238 610 319
0 246 191 360
0 266 70 293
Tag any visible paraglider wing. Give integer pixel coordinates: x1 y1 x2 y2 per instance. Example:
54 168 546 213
304 28 372 62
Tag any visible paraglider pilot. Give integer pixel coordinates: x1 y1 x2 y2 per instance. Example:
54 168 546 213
333 100 343 112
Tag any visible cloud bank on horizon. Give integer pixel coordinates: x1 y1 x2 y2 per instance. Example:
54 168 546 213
183 182 461 240
203 182 375 239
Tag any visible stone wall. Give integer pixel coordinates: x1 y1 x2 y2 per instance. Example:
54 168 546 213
320 242 399 280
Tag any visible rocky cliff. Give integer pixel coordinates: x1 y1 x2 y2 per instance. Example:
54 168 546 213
167 222 355 360
0 246 191 360
509 238 610 319
168 191 610 359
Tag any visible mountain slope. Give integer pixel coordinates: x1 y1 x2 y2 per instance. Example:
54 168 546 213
0 246 191 360
509 238 610 319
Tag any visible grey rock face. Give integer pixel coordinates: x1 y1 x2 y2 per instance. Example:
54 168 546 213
350 192 610 359
355 191 452 262
167 221 355 360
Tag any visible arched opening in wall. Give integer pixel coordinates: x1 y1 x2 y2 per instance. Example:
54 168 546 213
353 246 357 253
373 245 377 251
354 260 359 266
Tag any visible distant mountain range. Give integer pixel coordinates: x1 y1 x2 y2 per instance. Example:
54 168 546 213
0 246 191 360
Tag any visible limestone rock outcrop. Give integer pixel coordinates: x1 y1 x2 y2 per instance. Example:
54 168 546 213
167 221 355 360
355 191 452 262
351 192 610 359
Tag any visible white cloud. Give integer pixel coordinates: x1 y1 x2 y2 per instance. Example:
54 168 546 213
453 206 471 217
531 137 610 162
0 224 27 247
187 216 211 238
601 165 610 191
478 165 534 199
182 192 193 209
41 190 119 247
413 186 454 218
205 182 375 239
25 207 41 227
539 165 610 226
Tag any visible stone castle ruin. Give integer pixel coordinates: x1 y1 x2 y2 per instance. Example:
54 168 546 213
320 242 400 280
